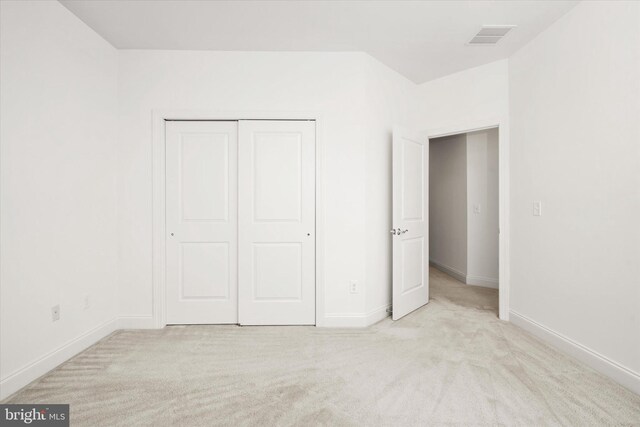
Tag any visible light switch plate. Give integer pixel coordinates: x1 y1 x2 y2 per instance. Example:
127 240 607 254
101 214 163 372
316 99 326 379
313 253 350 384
533 201 542 216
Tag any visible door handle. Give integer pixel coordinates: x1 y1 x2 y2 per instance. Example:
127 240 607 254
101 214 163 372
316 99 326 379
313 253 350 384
390 228 408 235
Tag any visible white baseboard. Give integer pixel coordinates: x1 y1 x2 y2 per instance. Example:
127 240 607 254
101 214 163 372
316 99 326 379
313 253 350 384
323 304 391 328
430 260 498 289
0 317 119 401
118 316 156 329
510 310 640 395
366 304 392 326
466 274 499 289
429 259 466 283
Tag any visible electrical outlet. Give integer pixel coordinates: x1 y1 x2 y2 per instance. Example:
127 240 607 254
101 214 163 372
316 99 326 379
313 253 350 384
51 305 60 322
533 201 542 216
83 295 90 310
349 280 358 294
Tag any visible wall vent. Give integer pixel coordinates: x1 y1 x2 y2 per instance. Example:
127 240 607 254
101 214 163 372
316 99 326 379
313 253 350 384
468 25 516 45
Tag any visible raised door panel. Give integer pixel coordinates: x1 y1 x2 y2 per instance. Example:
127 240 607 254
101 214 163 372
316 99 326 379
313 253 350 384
180 133 229 221
253 133 302 222
180 242 229 299
401 237 425 294
402 140 424 222
253 243 302 300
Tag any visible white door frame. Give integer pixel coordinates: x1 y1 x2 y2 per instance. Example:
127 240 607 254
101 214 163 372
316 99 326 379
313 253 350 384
151 110 325 328
424 117 510 321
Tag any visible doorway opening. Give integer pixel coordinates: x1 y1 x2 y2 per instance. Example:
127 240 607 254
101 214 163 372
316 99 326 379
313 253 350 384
429 127 499 316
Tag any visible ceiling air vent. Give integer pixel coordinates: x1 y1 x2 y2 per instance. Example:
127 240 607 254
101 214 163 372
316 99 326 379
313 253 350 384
468 25 516 45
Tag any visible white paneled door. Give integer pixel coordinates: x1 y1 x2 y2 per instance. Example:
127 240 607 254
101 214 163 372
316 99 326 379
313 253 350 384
166 121 238 324
392 128 429 320
238 120 316 325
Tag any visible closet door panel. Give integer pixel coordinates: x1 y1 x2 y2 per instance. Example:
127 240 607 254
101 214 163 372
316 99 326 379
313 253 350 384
238 120 315 325
165 121 238 324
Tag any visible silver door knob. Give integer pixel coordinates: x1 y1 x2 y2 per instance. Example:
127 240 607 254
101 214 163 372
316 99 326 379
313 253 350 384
389 229 397 235
400 229 408 234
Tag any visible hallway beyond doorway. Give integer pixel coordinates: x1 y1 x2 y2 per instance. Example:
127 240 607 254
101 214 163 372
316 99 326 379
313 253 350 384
431 264 498 316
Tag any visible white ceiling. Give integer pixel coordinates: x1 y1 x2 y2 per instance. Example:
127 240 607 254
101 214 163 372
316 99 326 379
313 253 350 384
60 0 577 84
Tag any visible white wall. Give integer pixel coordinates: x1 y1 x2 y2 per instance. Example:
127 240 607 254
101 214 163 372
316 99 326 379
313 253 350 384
428 134 468 279
117 50 413 325
466 128 499 287
0 0 119 398
509 0 640 390
411 60 509 132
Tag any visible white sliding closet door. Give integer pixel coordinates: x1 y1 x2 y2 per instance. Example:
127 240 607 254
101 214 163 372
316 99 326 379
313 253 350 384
238 120 316 325
166 121 238 324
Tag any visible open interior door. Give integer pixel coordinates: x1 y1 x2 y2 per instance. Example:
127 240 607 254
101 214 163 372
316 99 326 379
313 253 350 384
392 127 429 320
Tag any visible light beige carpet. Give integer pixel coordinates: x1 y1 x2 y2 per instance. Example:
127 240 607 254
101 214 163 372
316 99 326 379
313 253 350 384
4 267 640 426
